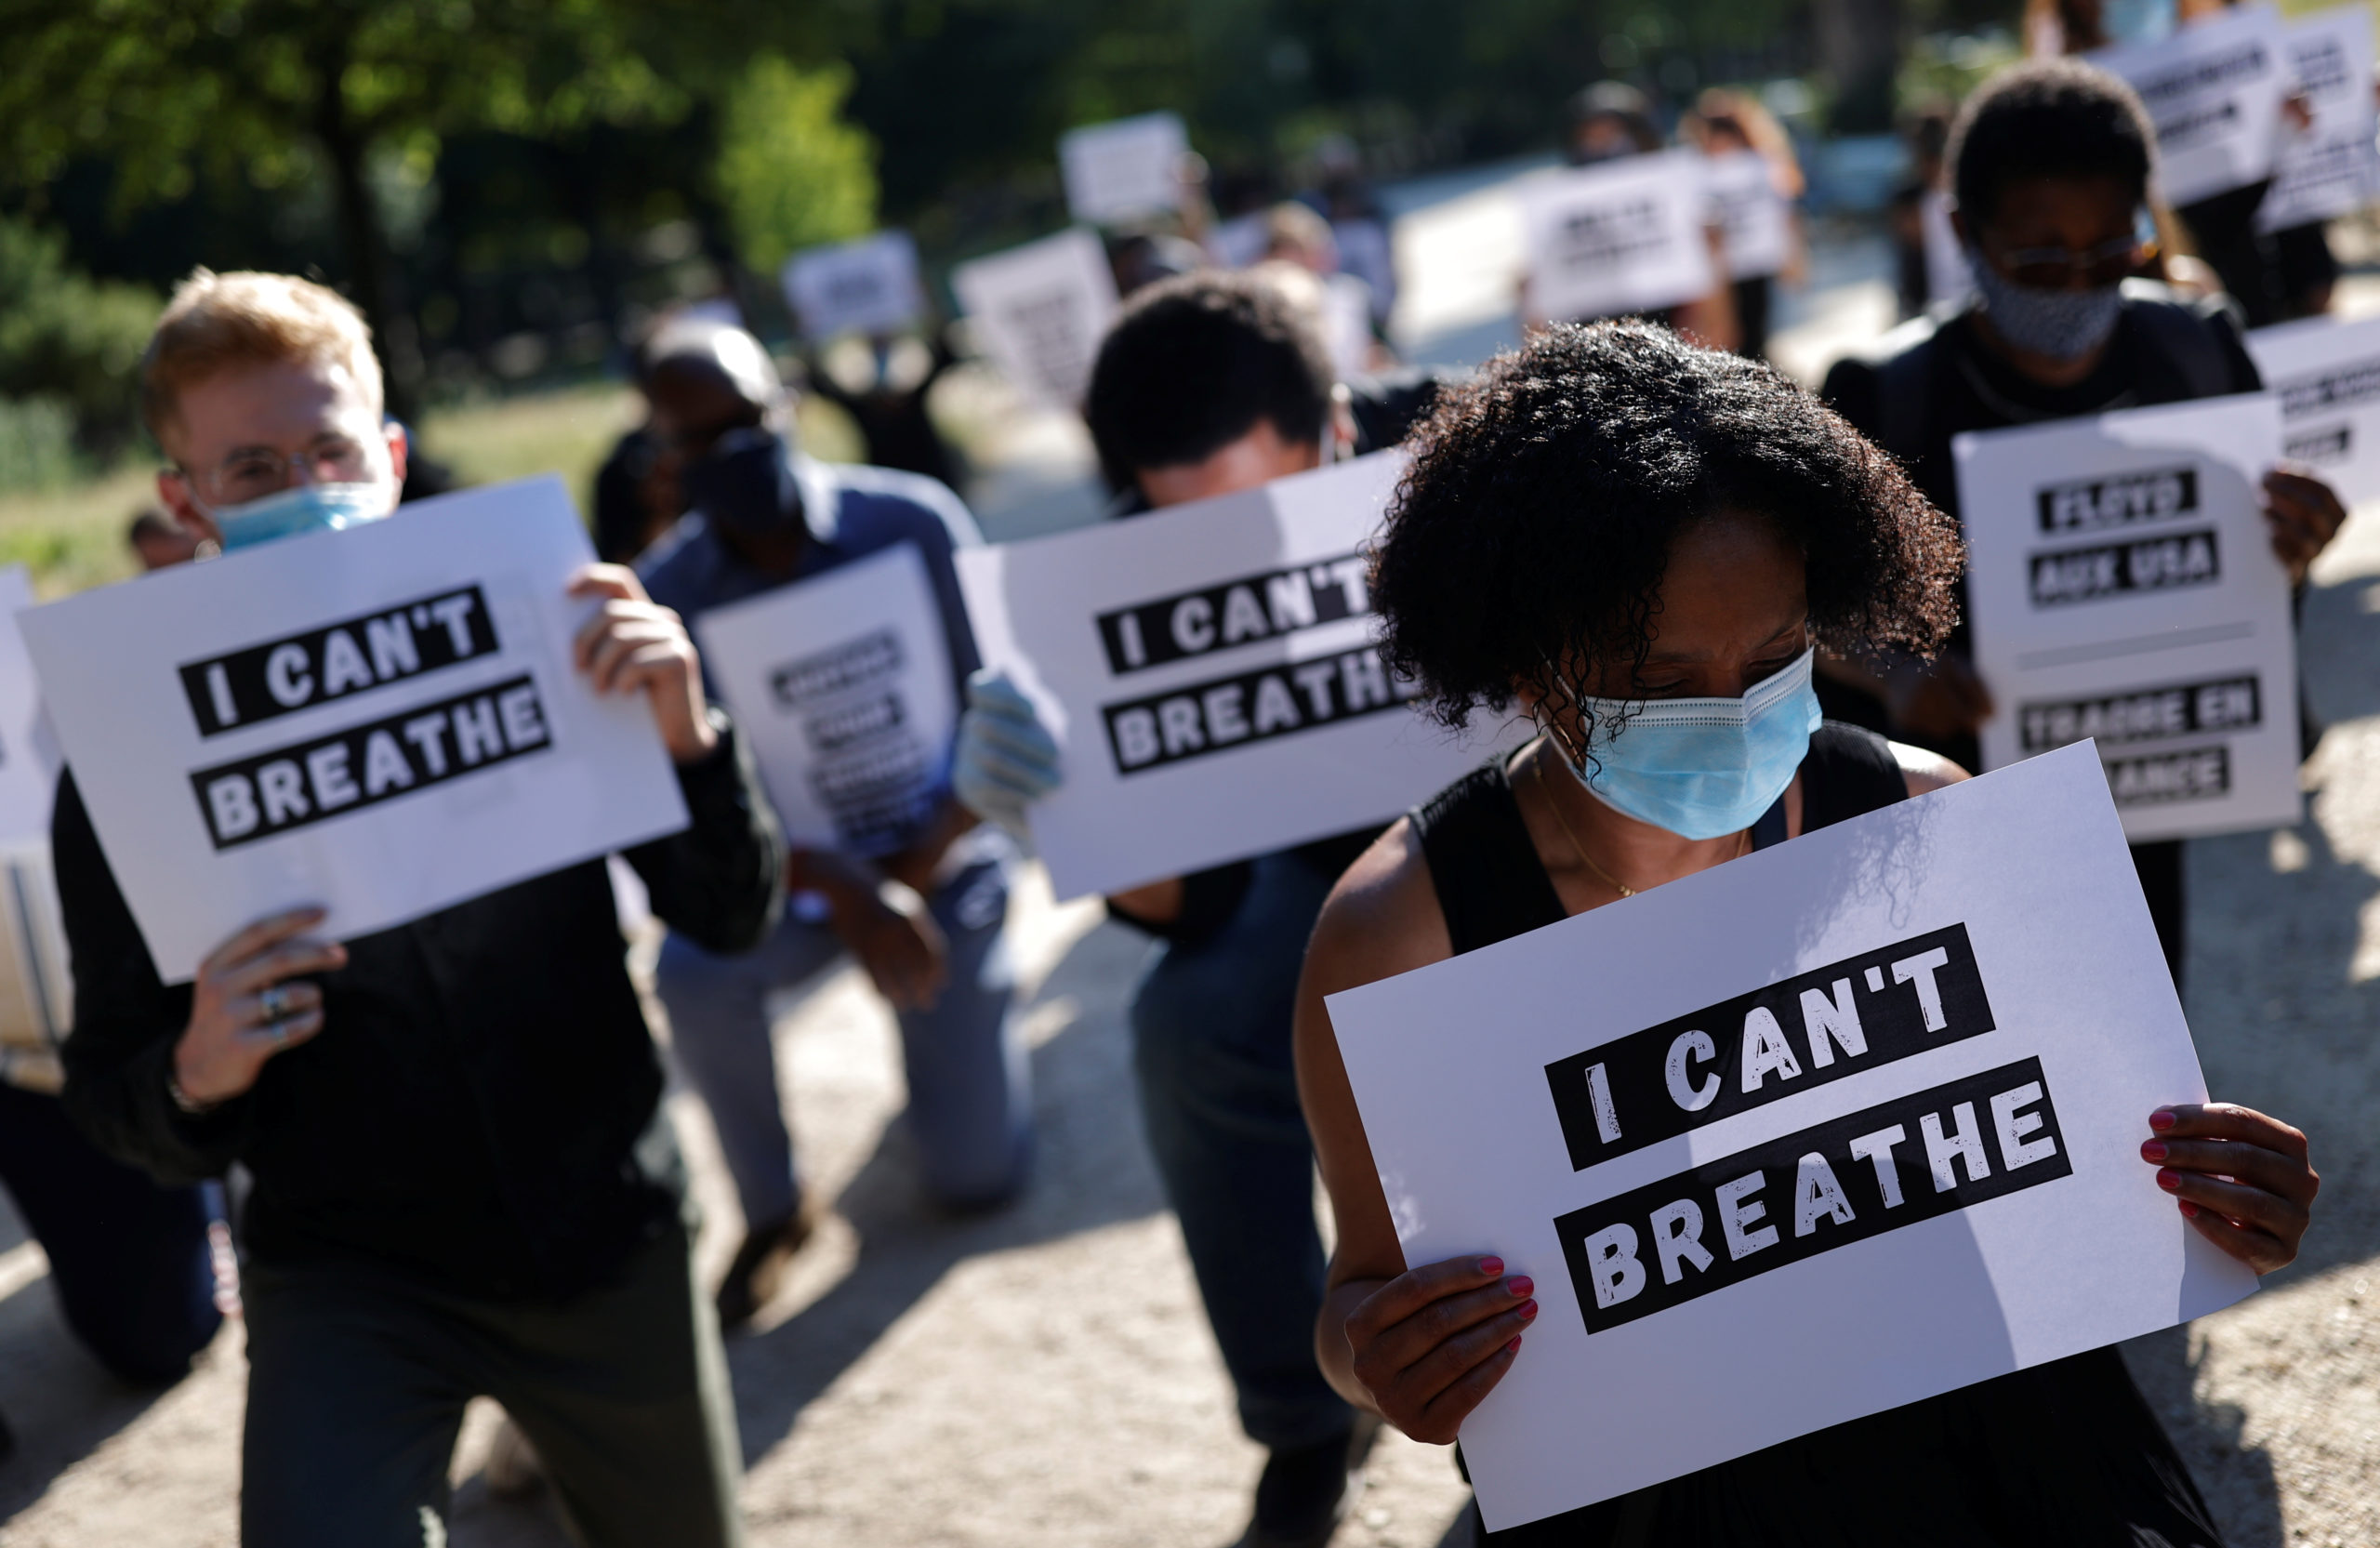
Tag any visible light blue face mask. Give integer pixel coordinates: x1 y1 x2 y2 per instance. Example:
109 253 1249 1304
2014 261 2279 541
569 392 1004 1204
209 481 394 551
1561 646 1822 840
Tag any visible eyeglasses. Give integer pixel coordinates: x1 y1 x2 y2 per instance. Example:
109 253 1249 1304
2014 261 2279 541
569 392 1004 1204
1990 235 2157 290
173 436 375 509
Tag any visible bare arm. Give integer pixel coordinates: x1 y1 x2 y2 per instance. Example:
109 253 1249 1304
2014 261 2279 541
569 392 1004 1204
1296 822 1539 1442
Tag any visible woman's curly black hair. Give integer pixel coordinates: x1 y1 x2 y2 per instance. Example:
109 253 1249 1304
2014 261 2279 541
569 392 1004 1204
1371 321 1963 731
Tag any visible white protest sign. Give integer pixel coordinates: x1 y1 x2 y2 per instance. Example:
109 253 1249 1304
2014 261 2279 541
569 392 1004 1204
0 843 73 1094
20 477 689 980
2249 311 2380 506
694 543 957 853
2259 6 2380 232
1521 151 1716 323
1329 744 2255 1529
782 231 926 341
1704 150 1793 281
2092 3 2290 205
0 567 58 845
1955 393 2300 840
956 452 1509 899
952 229 1120 410
1058 112 1190 227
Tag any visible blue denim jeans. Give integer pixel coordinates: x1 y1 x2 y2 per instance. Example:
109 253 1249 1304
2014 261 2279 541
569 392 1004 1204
1130 852 1353 1451
655 846 1028 1225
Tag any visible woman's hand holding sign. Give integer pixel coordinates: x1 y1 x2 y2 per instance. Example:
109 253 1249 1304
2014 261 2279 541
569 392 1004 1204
568 564 719 763
2260 468 2346 589
2144 1103 2318 1275
172 907 347 1108
1342 1255 1538 1444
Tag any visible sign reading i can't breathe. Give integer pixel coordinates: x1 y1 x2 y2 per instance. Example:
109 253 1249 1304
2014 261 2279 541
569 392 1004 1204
1956 392 2301 842
694 541 959 853
955 451 1518 899
19 477 689 981
1326 744 2256 1531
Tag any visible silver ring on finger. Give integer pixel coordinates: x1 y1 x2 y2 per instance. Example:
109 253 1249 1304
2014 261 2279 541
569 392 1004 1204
258 985 291 1023
267 1018 290 1047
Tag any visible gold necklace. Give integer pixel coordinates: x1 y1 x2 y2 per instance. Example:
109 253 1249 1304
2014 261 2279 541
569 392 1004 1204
1531 747 1748 900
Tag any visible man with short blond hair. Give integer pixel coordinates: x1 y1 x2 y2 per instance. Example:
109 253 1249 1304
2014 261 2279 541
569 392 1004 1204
60 270 782 1548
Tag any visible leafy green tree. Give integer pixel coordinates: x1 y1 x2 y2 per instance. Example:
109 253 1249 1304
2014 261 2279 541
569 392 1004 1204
0 0 829 416
0 217 160 460
715 57 880 275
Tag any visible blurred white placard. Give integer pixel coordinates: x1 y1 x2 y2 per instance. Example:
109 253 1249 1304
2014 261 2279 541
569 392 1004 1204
1059 112 1190 226
956 452 1508 899
2093 3 2290 205
1329 744 2254 1530
694 543 956 853
1522 150 1716 323
0 843 73 1094
2258 6 2380 232
0 566 58 845
952 229 1120 410
1956 393 2301 840
782 231 926 341
20 478 689 980
2249 311 2380 506
1705 151 1793 281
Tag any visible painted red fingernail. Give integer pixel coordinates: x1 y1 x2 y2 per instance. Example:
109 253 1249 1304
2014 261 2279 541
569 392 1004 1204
1517 1300 1539 1322
1505 1336 1523 1354
2149 1108 2177 1131
1477 1257 1503 1277
1507 1276 1534 1298
2156 1168 2182 1192
2141 1141 2169 1162
2178 1199 2201 1218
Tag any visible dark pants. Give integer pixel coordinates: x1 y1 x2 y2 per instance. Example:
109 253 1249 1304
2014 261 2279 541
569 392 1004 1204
1130 853 1352 1452
241 1220 744 1548
0 1080 220 1384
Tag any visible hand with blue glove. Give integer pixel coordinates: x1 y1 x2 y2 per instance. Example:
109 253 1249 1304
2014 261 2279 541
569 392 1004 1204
953 668 1062 837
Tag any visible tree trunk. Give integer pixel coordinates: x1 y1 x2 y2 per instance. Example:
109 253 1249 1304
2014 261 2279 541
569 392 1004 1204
1809 0 1902 135
311 30 422 425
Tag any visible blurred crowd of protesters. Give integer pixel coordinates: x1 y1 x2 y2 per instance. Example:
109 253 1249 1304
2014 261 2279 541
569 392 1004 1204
0 11 2366 1547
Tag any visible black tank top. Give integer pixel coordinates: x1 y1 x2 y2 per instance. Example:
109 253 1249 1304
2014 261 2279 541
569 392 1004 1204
1405 723 2223 1548
1413 722 1908 956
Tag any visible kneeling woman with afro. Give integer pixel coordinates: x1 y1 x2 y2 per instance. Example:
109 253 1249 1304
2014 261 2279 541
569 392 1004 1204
1293 321 2317 1544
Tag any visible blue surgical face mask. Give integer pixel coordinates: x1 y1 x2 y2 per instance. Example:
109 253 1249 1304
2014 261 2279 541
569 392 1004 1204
1965 245 2124 363
2099 0 2175 45
1559 646 1822 840
209 481 395 551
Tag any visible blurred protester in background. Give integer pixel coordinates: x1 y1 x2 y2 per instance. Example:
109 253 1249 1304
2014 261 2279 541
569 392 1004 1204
952 269 1447 1548
591 333 681 565
1110 229 1210 297
800 326 963 489
60 271 782 1547
126 508 200 570
637 321 1028 1331
0 1019 230 1459
1683 88 1809 361
1535 82 1739 352
1888 106 1967 321
1819 60 2343 983
1312 136 1399 340
1263 203 1382 379
2028 0 2325 325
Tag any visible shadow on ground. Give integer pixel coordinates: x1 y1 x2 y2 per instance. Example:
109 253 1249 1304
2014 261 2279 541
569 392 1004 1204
0 1272 175 1520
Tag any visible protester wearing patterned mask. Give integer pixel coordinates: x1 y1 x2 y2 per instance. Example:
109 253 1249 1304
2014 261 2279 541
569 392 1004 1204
1818 59 2345 986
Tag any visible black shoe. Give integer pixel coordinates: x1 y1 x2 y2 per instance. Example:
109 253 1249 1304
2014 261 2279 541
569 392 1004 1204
1237 1412 1384 1548
713 1197 823 1331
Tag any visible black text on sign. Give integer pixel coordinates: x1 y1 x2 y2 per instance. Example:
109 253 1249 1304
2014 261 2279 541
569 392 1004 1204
1094 553 1370 676
1541 924 1996 1171
177 586 499 738
2033 466 2198 535
2018 674 2260 754
1100 648 1421 775
2029 530 2221 607
1555 1057 2070 1333
191 674 552 849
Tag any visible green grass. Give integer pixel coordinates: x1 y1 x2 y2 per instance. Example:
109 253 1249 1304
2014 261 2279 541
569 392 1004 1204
0 383 867 599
